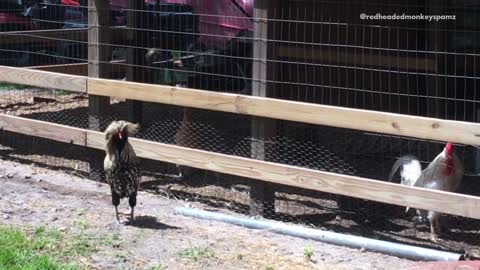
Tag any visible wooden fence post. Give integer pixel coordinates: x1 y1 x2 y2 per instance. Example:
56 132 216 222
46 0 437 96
126 0 145 124
88 0 111 180
250 0 278 217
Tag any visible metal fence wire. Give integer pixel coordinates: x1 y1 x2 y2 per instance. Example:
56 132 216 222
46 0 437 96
1 0 480 257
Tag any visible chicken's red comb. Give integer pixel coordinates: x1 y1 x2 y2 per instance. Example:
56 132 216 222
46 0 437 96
445 142 453 155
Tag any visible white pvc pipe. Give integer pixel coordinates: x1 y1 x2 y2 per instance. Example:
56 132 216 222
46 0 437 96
175 207 462 261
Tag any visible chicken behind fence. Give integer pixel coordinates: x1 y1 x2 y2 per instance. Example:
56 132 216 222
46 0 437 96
389 142 464 242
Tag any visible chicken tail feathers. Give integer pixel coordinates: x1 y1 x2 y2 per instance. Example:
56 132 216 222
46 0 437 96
389 155 422 187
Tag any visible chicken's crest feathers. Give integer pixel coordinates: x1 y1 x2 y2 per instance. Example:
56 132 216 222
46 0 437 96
124 122 139 136
104 120 139 141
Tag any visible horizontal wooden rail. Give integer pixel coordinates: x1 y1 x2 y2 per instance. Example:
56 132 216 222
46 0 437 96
28 63 88 76
26 62 127 77
0 114 87 146
2 65 480 145
1 113 479 219
0 66 86 92
88 78 480 146
114 136 480 219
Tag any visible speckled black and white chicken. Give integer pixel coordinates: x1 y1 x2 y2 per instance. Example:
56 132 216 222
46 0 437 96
104 120 141 224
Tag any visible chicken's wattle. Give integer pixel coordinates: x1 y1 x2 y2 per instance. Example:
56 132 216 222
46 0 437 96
444 155 454 176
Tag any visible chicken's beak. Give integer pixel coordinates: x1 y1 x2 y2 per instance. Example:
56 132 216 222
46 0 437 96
118 132 123 140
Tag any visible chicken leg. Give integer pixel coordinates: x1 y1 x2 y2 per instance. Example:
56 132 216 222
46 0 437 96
129 192 137 223
112 191 121 224
428 211 441 242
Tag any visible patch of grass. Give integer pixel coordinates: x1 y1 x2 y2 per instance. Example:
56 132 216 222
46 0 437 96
149 263 167 270
0 224 116 270
0 226 78 270
303 244 314 261
32 227 64 252
73 219 89 231
114 252 128 259
101 233 123 248
56 90 71 96
63 234 98 257
178 246 216 262
113 252 129 264
0 83 28 91
265 267 275 270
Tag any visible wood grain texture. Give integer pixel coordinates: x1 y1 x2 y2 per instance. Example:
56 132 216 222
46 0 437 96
0 65 86 92
28 63 88 76
2 67 478 146
249 0 277 216
88 0 111 79
85 131 480 219
88 78 480 145
87 0 112 118
27 62 125 77
2 113 478 219
0 114 87 146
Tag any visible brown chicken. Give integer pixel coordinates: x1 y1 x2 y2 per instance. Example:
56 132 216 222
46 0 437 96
174 108 200 177
104 120 141 224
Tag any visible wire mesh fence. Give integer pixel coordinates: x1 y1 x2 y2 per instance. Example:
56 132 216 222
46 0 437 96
1 0 480 257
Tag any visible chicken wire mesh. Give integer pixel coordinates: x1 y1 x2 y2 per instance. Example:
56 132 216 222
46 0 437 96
1 0 480 257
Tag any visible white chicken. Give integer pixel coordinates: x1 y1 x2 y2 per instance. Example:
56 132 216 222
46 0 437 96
388 142 464 242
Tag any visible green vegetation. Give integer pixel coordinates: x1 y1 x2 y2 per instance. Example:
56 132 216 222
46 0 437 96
101 233 123 248
149 263 167 270
73 219 89 231
56 90 71 96
178 246 216 262
0 83 28 91
0 224 125 270
303 244 314 261
0 83 69 94
0 226 78 270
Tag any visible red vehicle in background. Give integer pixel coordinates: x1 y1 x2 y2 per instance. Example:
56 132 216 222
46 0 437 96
0 1 38 66
142 0 255 93
0 0 83 66
63 0 254 47
153 0 253 47
58 0 255 93
2 0 255 92
0 11 34 32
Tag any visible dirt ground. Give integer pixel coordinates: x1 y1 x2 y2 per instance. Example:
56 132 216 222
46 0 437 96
1 88 479 269
0 158 416 270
